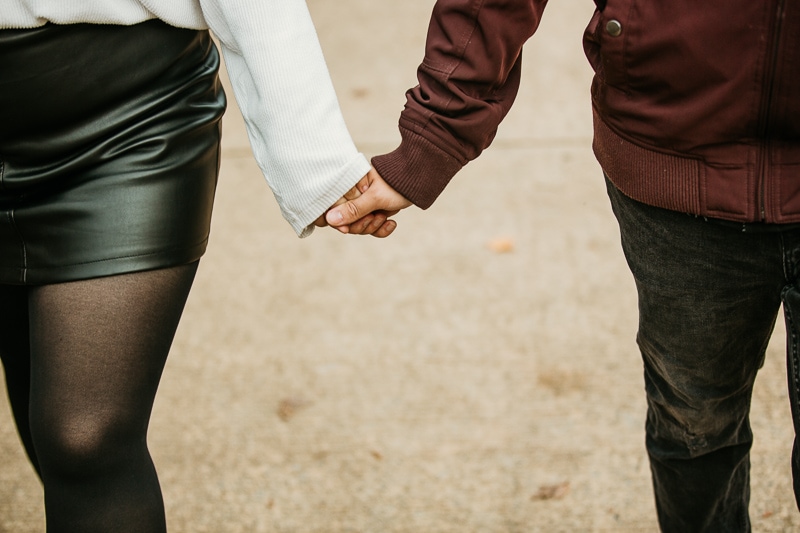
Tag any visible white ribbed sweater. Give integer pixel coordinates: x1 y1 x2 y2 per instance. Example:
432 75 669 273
2 0 370 237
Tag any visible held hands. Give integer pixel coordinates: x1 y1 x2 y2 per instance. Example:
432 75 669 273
314 167 411 238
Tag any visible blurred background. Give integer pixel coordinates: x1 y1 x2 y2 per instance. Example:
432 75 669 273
2 1 799 531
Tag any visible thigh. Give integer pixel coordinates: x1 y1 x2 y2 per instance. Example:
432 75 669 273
26 264 198 457
607 181 784 441
0 285 33 418
0 284 30 368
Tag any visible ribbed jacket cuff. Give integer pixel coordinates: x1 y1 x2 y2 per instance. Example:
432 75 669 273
371 128 464 209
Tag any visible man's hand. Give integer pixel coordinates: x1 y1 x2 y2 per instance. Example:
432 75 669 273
313 176 376 229
324 168 411 237
313 173 392 235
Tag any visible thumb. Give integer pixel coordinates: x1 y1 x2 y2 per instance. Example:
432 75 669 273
326 189 381 226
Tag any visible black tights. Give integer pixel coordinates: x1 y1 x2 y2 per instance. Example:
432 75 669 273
0 262 199 533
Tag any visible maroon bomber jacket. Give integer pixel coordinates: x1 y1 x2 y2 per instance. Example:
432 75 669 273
372 0 800 224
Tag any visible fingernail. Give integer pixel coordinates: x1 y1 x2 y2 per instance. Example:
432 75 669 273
327 210 343 224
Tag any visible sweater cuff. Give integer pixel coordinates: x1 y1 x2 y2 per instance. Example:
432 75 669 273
371 128 464 209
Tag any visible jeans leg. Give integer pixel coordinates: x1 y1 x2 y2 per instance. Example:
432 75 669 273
607 181 785 532
778 231 800 510
783 286 800 510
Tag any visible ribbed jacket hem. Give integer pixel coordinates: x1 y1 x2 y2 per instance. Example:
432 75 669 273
592 108 705 217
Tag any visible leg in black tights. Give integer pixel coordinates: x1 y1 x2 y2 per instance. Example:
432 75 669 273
1 262 198 533
0 284 41 475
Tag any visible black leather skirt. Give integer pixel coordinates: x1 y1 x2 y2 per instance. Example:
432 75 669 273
0 20 226 284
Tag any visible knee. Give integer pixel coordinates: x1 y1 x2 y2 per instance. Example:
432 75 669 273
30 414 142 481
645 393 752 460
640 341 756 459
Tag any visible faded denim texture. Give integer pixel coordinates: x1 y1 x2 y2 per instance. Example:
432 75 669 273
607 178 800 532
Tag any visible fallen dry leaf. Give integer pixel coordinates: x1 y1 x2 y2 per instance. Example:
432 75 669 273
276 397 311 422
537 367 588 395
531 481 570 501
487 237 515 253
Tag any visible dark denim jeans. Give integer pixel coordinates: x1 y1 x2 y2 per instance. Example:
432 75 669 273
606 179 800 532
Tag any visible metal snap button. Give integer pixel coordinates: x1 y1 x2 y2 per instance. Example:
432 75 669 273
605 19 623 37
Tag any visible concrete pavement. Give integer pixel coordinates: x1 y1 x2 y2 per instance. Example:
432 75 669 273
2 1 799 531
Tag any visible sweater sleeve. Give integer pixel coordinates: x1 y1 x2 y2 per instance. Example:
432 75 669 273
197 0 370 237
372 0 548 209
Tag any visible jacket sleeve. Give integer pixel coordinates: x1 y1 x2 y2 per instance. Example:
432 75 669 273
197 0 370 237
372 0 548 209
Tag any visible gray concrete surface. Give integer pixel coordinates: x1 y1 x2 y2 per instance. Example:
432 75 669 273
2 1 800 531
